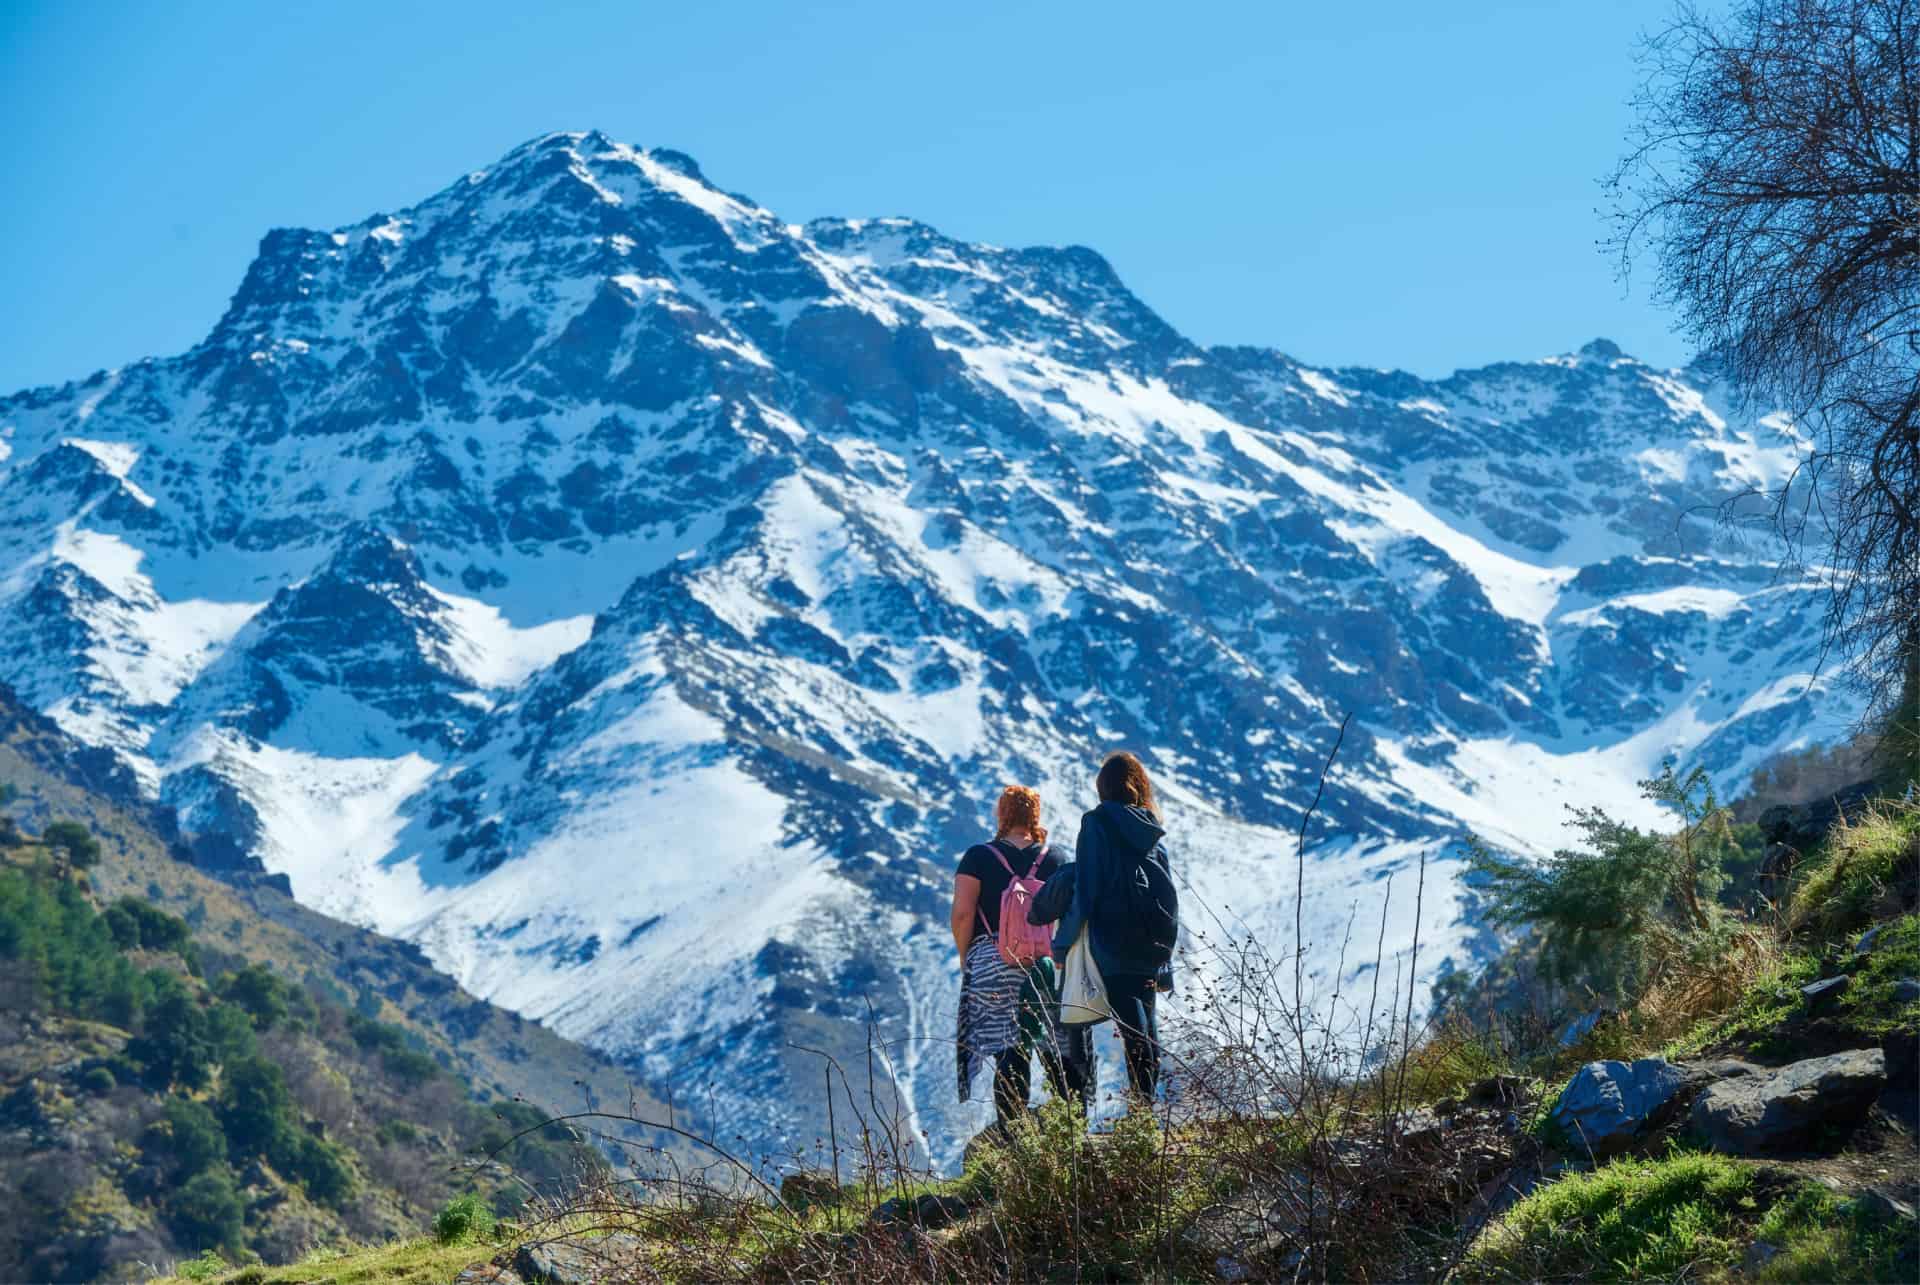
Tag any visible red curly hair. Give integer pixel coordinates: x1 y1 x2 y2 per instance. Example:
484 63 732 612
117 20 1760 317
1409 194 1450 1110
994 785 1048 845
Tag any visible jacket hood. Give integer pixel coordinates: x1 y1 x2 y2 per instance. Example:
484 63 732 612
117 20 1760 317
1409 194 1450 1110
1093 800 1165 852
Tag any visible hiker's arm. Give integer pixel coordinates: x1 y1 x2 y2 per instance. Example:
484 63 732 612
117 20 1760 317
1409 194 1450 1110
951 874 982 962
1031 865 1074 925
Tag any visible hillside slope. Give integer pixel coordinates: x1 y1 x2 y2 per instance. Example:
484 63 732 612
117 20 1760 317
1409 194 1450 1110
0 681 689 1282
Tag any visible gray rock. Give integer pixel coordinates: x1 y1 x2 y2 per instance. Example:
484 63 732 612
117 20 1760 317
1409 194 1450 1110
1394 1106 1447 1148
867 1196 912 1227
1854 926 1881 955
868 1192 971 1229
1180 1181 1309 1283
513 1235 646 1285
1680 1058 1764 1084
1550 1058 1690 1156
1743 1240 1779 1272
1892 978 1920 1004
913 1193 971 1229
1691 1049 1887 1154
1858 1189 1917 1223
454 1264 524 1285
1801 975 1851 1006
1465 1074 1528 1108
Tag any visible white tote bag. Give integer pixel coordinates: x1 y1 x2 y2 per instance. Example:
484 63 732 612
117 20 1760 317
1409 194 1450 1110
1059 924 1113 1026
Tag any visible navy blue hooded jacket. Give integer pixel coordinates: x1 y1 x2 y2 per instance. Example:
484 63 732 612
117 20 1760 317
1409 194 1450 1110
1064 800 1175 977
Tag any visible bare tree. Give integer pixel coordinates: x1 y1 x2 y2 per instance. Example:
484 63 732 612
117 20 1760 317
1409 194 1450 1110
1609 0 1920 778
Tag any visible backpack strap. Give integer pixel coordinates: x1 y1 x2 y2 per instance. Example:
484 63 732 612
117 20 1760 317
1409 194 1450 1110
1023 845 1049 879
981 840 1020 880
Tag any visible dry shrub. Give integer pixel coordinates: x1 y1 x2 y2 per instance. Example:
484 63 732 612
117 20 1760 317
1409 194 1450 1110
1629 923 1783 1049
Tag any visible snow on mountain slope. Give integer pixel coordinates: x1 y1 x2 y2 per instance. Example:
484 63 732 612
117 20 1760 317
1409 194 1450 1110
0 131 1850 1164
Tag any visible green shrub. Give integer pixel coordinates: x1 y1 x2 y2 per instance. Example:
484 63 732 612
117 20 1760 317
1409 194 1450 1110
127 988 217 1091
0 866 149 1023
103 897 194 955
168 1169 245 1254
217 1057 294 1161
41 820 101 869
382 1045 441 1087
375 1119 419 1146
143 1096 228 1179
216 963 288 1032
1467 763 1738 1006
433 1192 497 1245
79 1065 115 1095
970 1099 1192 1275
287 1133 355 1206
174 1249 228 1282
1461 1150 1752 1281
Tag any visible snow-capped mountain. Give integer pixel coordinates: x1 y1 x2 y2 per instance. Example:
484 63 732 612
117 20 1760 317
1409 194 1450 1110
0 131 1842 1163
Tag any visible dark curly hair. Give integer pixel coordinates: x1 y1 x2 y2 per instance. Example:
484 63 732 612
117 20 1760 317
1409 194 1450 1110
1095 751 1157 818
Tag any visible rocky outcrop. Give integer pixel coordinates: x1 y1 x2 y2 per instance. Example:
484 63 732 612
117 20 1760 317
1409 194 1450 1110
1691 1049 1888 1154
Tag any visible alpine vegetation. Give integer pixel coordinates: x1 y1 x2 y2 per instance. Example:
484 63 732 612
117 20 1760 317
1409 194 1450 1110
0 130 1845 1164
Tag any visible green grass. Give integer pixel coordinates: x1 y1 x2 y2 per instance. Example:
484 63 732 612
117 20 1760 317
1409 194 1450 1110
1749 1181 1914 1284
1661 911 1918 1058
1838 913 1920 1037
1461 1149 1755 1282
1460 1148 1918 1284
151 1235 506 1285
1789 803 1918 942
1662 951 1820 1060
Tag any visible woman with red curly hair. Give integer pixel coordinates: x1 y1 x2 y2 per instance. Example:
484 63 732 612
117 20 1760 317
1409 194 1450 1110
951 785 1087 1125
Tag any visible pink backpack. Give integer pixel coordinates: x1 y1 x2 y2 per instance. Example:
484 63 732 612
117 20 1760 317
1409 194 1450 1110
979 842 1052 969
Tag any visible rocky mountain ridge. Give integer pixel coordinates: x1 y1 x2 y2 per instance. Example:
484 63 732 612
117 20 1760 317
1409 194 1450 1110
0 130 1845 1162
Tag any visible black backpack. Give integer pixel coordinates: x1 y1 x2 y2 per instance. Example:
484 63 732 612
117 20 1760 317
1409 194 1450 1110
1092 812 1178 969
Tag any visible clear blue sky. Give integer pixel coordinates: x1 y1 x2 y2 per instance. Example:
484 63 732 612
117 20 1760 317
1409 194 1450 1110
0 0 1693 394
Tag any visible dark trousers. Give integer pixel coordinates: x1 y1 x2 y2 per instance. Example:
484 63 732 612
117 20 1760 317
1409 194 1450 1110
1104 972 1161 1101
993 1024 1095 1123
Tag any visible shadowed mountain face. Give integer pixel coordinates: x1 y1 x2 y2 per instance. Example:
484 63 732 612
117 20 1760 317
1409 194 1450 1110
0 131 1841 1162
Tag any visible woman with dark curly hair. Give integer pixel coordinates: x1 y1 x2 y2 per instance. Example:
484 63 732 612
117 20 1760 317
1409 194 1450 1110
1067 751 1178 1104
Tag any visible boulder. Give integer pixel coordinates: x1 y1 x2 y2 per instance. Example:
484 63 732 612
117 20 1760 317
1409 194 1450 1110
513 1234 646 1285
778 1169 840 1213
1758 783 1878 850
1800 975 1850 1008
866 1193 969 1229
1550 1058 1689 1155
1464 1075 1528 1108
1691 1049 1887 1154
1893 978 1920 1004
1858 1188 1916 1223
913 1193 971 1229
